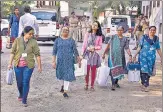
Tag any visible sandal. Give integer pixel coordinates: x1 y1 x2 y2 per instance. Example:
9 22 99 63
116 84 120 88
60 86 64 93
90 87 95 91
111 85 115 91
84 85 88 90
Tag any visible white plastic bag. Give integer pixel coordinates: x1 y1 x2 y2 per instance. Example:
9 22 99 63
75 59 87 77
128 70 140 82
96 62 110 86
6 36 12 49
6 69 14 85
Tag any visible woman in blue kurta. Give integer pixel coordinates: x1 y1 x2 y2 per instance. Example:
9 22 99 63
52 26 81 98
133 26 162 92
8 7 19 42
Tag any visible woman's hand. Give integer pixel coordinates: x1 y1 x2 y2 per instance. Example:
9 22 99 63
8 64 12 70
102 54 105 59
129 56 132 62
52 62 57 69
38 66 42 73
133 57 137 62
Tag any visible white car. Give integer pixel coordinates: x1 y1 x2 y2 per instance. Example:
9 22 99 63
103 15 132 43
31 8 60 42
1 19 9 36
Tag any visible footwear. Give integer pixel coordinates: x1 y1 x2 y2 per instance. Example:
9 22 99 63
90 87 95 91
111 85 115 91
141 85 145 91
22 103 28 107
84 85 88 90
144 87 149 92
63 92 69 98
60 86 64 93
18 97 22 101
116 84 120 88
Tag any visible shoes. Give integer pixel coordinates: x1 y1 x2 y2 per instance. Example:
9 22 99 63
22 103 28 107
63 92 69 98
60 86 64 93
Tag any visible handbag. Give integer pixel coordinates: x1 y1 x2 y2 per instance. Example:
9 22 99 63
6 69 14 85
128 70 140 82
74 59 87 77
127 62 141 71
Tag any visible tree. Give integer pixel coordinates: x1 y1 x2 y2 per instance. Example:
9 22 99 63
1 1 32 18
92 0 141 17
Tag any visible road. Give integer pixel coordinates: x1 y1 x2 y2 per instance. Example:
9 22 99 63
1 36 162 112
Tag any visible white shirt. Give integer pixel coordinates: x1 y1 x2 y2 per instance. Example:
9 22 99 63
18 13 39 36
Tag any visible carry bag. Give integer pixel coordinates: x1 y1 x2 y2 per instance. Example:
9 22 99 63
74 59 87 77
6 69 14 85
6 36 12 49
96 62 111 86
128 70 140 82
127 62 141 82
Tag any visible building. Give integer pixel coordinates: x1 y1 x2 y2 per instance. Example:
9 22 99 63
141 1 162 42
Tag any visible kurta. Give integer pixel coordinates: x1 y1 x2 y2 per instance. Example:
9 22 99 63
9 14 19 38
53 37 79 82
139 35 160 76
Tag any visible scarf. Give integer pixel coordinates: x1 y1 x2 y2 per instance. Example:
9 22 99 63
108 35 125 79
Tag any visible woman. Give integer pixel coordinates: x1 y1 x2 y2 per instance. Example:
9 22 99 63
8 26 42 107
52 26 81 98
133 26 162 92
8 7 20 43
82 21 102 91
102 26 132 91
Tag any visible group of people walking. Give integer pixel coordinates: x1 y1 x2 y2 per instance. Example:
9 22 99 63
7 7 162 107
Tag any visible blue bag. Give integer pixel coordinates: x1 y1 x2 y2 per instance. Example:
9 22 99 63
127 62 141 71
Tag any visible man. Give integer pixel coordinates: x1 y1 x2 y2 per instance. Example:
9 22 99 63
132 14 144 50
18 6 39 39
81 15 87 41
85 16 91 33
69 12 79 44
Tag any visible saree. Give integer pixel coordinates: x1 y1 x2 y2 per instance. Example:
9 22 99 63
108 35 125 79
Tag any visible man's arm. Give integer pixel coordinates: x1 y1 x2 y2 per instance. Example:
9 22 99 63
18 17 23 37
33 17 39 38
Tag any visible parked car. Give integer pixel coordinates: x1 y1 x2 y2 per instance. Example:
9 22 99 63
103 15 132 43
31 8 60 42
1 19 9 36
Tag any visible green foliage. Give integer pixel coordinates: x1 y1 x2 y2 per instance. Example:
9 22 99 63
92 0 141 17
1 1 32 18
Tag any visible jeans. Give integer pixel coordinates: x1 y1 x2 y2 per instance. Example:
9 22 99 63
14 66 34 104
140 73 150 87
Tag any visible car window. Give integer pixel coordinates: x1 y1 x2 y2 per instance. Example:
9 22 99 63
111 18 127 25
31 12 57 21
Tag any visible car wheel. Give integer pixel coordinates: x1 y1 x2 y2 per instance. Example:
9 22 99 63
2 28 8 36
